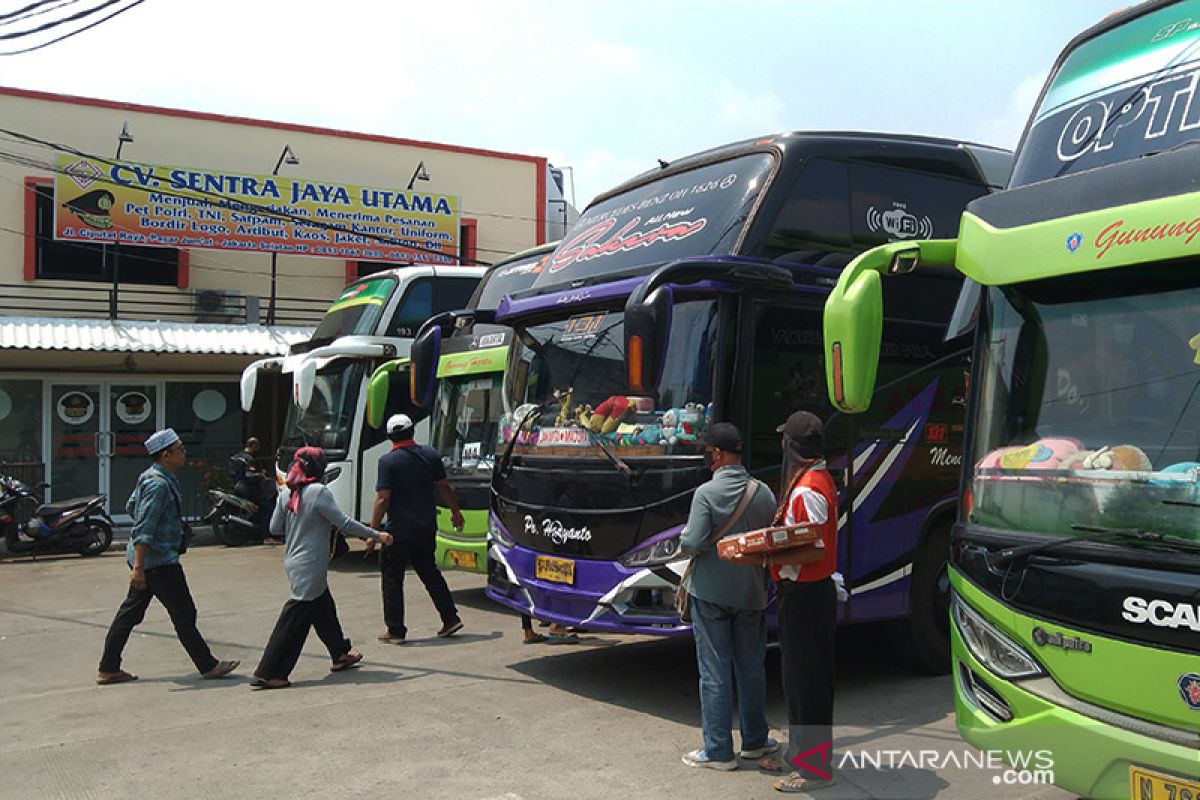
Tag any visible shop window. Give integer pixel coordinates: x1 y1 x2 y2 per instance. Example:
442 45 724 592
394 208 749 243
164 382 241 518
30 185 180 285
0 379 43 464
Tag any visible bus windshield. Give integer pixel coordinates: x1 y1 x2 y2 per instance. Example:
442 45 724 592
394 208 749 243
1011 3 1200 186
471 250 551 310
279 359 365 454
311 276 397 339
504 300 719 457
532 154 774 290
432 372 504 476
968 263 1200 542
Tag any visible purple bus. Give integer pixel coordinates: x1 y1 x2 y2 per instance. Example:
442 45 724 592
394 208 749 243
414 132 1010 671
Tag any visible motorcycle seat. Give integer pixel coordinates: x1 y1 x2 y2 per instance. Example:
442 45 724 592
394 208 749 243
34 497 97 517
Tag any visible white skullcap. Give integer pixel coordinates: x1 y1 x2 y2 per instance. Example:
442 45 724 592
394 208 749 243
144 428 180 455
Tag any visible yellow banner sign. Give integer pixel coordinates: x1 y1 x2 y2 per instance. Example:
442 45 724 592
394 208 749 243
53 155 460 264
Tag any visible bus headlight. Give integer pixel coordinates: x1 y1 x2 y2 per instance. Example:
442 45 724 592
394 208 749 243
620 534 682 568
952 594 1043 680
488 515 516 548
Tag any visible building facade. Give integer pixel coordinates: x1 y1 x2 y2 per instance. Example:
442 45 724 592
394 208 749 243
0 86 551 519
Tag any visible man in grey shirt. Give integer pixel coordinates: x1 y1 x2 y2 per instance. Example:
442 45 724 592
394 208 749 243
680 422 779 771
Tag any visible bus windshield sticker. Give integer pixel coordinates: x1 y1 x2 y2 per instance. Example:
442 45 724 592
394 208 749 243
560 312 607 343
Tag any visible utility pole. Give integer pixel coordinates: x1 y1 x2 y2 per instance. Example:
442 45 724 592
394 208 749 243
266 144 299 326
108 122 133 320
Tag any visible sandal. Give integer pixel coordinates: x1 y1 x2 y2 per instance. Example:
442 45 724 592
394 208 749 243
774 772 836 794
330 650 363 672
96 670 138 685
758 755 787 774
545 633 580 645
250 677 290 690
522 633 547 644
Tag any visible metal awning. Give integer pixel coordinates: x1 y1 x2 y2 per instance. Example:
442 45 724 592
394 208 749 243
0 316 313 356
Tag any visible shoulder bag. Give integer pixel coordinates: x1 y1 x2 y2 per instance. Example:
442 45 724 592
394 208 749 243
675 478 762 623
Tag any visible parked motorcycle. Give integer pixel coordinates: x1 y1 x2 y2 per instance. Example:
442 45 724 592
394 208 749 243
202 483 278 547
1 475 113 557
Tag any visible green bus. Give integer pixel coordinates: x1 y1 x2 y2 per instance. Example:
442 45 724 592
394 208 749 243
367 243 554 572
822 2 1200 798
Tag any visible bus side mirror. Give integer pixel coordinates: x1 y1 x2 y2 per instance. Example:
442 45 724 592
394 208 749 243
824 262 885 414
409 325 442 410
624 285 673 394
367 358 410 428
240 369 258 413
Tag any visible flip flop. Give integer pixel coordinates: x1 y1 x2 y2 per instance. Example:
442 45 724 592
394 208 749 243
202 659 240 679
522 633 547 644
758 756 787 774
545 633 580 645
774 773 836 794
96 670 138 685
330 651 363 672
251 678 290 690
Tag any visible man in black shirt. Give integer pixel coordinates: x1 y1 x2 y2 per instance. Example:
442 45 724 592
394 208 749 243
368 414 465 643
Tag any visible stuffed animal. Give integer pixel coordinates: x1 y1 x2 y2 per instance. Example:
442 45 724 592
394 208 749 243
588 395 638 434
1059 444 1153 472
553 387 575 427
675 402 704 443
637 423 665 446
661 408 682 445
976 437 1084 471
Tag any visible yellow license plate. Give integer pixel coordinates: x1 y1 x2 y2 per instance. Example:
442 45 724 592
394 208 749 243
1130 766 1200 799
535 555 575 584
448 550 477 569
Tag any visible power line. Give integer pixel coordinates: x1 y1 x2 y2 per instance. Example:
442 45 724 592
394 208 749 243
0 0 83 27
0 0 142 55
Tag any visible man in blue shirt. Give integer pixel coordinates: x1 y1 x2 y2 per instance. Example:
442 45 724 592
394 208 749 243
369 414 465 642
679 422 779 771
97 428 239 685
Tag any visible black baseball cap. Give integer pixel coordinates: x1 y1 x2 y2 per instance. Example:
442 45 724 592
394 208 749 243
777 410 824 457
699 422 744 453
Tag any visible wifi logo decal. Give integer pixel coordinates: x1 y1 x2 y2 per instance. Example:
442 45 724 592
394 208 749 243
867 205 933 240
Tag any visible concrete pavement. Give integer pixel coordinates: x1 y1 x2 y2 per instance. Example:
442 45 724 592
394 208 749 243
0 545 1077 799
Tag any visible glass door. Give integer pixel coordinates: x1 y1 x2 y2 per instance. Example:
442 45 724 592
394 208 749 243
48 383 103 503
109 384 159 518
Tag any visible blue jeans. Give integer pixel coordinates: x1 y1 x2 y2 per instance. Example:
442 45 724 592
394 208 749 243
690 596 770 761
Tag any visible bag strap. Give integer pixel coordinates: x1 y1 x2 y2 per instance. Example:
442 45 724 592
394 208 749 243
681 477 762 586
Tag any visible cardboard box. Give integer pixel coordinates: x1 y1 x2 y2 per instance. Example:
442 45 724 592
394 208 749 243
717 524 821 559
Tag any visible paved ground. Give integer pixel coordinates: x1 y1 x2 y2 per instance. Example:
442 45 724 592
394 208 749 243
0 543 1077 800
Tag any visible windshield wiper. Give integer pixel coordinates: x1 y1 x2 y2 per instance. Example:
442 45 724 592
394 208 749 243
992 524 1200 567
576 424 636 484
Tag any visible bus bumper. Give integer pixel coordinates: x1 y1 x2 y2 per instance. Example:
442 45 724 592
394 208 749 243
953 627 1200 799
434 507 488 573
485 541 690 636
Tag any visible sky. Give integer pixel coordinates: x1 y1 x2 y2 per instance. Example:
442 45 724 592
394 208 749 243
0 0 1123 210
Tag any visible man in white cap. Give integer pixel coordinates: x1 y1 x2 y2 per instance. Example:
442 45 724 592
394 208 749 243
96 428 240 685
368 413 465 642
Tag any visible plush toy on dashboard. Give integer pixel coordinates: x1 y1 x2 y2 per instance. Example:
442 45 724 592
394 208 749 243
1059 444 1153 472
588 395 638 434
553 387 574 427
976 437 1084 471
676 402 705 443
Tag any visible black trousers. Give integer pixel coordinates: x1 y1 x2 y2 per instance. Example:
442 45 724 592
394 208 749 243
776 576 837 777
254 588 350 681
98 562 218 674
380 534 458 637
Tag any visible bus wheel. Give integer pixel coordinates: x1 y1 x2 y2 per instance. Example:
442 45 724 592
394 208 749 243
893 524 952 675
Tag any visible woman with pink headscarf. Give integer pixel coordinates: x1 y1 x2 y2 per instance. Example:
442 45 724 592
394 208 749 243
251 447 392 689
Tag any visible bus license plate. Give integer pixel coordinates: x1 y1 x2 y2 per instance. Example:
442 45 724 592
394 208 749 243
535 555 575 584
448 550 477 570
1130 766 1200 799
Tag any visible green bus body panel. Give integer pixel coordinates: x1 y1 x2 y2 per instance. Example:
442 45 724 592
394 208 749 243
957 190 1200 286
951 572 1200 797
435 506 488 573
366 358 410 429
823 240 957 413
436 345 508 379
